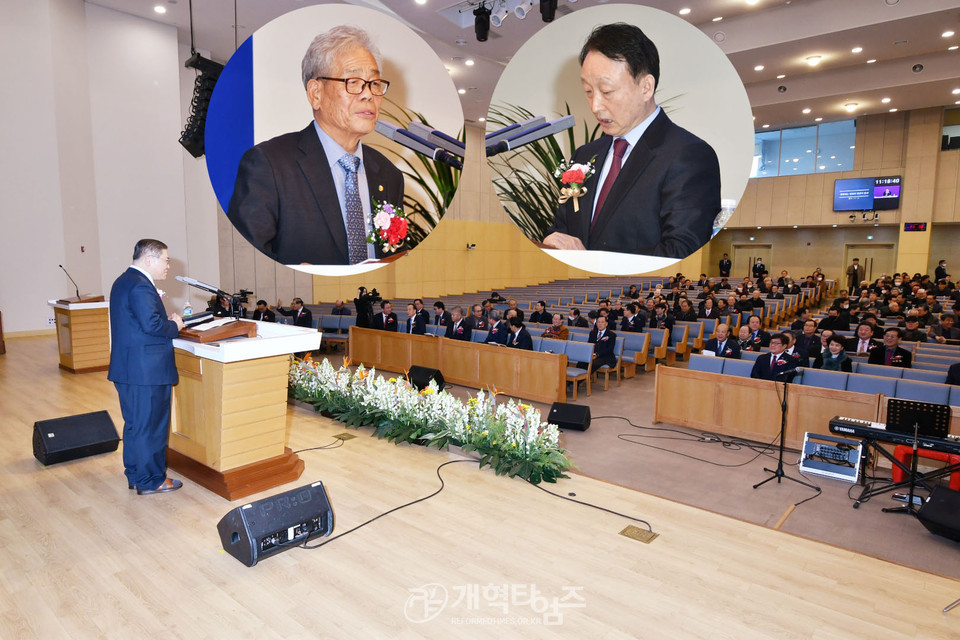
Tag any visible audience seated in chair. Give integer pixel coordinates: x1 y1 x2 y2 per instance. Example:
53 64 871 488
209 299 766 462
867 327 912 368
403 303 426 335
444 306 472 341
703 323 740 359
507 316 533 350
813 334 852 371
541 313 569 340
587 315 618 373
484 310 510 345
750 333 799 380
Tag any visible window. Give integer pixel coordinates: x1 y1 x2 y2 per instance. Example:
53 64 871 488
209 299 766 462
751 120 856 178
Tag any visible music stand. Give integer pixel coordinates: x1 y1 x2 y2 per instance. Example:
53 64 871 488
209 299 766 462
881 399 951 517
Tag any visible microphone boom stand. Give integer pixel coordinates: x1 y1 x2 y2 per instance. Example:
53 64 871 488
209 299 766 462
754 372 818 490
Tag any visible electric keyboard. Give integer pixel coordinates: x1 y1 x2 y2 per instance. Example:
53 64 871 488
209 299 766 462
829 416 960 456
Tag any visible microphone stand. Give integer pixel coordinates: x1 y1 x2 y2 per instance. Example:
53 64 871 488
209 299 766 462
882 420 923 516
754 368 818 490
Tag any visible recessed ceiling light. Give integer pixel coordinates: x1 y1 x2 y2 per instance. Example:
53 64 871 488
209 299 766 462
956 100 960 105
867 235 874 240
478 117 485 122
465 59 475 66
806 149 812 153
866 59 877 64
754 65 764 71
679 8 691 15
830 155 836 159
458 88 466 94
415 0 427 4
881 97 891 103
757 226 762 230
749 236 755 241
950 46 959 51
889 108 898 112
952 88 960 94
943 31 955 38
153 5 166 13
819 165 826 170
802 108 811 114
815 117 823 122
776 74 786 80
793 225 798 229
832 224 838 228
851 47 863 53
762 124 770 128
792 158 799 162
849 145 855 149
806 55 822 66
746 0 759 5
844 103 858 112
713 16 723 22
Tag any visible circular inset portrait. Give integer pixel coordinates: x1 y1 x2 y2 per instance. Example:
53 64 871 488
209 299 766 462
205 5 464 276
486 4 753 276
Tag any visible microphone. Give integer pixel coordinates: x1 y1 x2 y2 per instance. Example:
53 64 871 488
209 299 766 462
59 264 80 300
175 275 226 296
374 121 463 169
485 115 576 157
406 122 466 158
484 116 545 147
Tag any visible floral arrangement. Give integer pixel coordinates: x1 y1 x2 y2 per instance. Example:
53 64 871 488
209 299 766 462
289 357 572 484
553 158 595 212
367 201 409 253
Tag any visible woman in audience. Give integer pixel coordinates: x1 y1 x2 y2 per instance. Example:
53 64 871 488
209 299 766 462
813 334 852 372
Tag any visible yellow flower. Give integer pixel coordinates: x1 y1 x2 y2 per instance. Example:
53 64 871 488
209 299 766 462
482 430 489 436
420 388 435 395
389 377 397 383
512 443 517 447
520 403 531 411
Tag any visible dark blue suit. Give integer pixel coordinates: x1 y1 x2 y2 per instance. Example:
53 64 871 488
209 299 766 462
404 314 426 335
484 321 510 345
750 352 799 381
703 337 741 359
108 267 180 490
508 327 533 350
445 320 472 341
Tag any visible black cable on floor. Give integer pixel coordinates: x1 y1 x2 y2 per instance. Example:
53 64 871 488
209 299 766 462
533 482 653 533
292 436 345 455
301 459 475 550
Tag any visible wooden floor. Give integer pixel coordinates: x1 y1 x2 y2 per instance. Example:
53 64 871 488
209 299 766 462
2 336 959 639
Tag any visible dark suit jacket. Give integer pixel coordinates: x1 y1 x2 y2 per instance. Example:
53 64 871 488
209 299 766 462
445 321 472 341
703 337 740 359
845 337 880 354
529 311 551 324
226 123 404 265
547 110 720 258
466 316 488 332
108 268 179 386
650 313 675 334
277 306 313 328
795 334 821 359
252 308 276 322
371 312 398 332
751 352 799 380
947 363 960 386
508 327 533 350
719 259 731 277
434 311 452 327
403 315 426 335
589 328 617 360
620 315 643 332
485 321 510 345
867 346 912 368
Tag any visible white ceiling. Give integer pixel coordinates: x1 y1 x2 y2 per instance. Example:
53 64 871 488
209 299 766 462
89 0 960 130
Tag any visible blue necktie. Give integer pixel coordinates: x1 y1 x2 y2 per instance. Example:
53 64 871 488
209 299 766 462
337 154 367 265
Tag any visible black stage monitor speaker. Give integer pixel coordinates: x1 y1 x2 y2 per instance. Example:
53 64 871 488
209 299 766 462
408 365 444 391
33 410 119 465
917 486 960 542
218 481 334 567
548 402 591 431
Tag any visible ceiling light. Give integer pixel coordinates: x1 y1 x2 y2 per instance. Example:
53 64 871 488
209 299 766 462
802 108 811 114
943 31 956 38
757 226 762 230
490 6 509 27
819 165 826 170
458 88 466 94
792 158 799 162
950 46 959 51
952 88 960 94
679 8 691 16
473 4 491 41
793 225 798 229
867 235 874 240
713 17 723 22
776 74 786 79
746 0 759 5
154 5 166 13
465 59 475 66
889 108 898 112
415 0 427 4
849 146 855 149
832 224 838 228
806 149 812 153
830 155 836 159
866 59 877 64
762 124 770 128
851 47 862 53
754 65 764 71
478 117 485 122
815 117 823 122
844 103 858 112
513 0 534 20
881 97 891 103
749 236 755 241
806 55 822 66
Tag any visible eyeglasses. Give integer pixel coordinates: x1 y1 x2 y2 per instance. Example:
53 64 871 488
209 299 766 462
318 77 390 96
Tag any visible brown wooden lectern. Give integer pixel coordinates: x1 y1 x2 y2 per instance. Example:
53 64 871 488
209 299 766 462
48 298 110 373
165 321 322 501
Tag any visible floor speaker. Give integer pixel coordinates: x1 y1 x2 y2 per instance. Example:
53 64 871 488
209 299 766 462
917 486 960 542
408 365 444 391
218 481 334 567
548 402 591 431
33 410 119 465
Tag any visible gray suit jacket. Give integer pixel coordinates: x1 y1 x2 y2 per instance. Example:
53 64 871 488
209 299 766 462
227 123 404 265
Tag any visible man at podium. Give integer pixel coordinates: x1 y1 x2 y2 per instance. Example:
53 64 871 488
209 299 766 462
108 239 184 495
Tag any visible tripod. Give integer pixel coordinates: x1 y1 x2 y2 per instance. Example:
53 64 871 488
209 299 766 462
882 421 923 516
754 371 818 491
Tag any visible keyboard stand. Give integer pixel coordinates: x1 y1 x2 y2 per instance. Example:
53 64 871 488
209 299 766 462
852 437 960 508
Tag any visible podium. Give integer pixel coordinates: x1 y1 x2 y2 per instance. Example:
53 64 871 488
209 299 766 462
47 298 109 373
166 320 322 501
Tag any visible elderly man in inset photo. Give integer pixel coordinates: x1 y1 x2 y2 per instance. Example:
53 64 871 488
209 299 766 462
542 22 720 258
227 26 404 266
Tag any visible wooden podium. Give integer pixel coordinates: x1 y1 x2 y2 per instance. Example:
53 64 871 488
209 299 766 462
166 320 322 501
47 298 109 373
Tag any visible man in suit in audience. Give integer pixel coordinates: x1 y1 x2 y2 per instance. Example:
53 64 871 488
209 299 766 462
445 306 472 341
817 307 850 332
620 303 644 332
465 304 488 332
331 300 351 316
867 327 912 368
506 298 525 323
529 301 551 324
371 300 398 331
433 301 451 327
703 323 740 359
541 313 570 340
795 319 821 359
568 308 589 327
790 308 811 331
484 310 510 345
507 316 533 350
930 312 960 344
719 253 731 277
108 239 184 495
745 315 770 348
766 285 785 300
588 315 618 372
252 300 276 322
412 298 428 324
277 297 313 328
403 303 425 335
649 302 674 333
846 322 880 355
750 333 799 380
900 316 928 342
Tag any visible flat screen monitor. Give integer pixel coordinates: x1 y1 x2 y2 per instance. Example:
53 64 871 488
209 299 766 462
833 176 901 211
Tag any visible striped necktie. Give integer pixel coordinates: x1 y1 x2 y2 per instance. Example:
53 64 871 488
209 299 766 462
337 154 366 265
